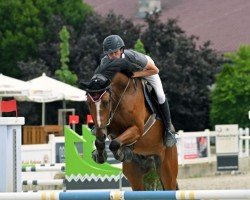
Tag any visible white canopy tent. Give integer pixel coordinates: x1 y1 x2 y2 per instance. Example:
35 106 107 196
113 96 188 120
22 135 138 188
28 73 86 125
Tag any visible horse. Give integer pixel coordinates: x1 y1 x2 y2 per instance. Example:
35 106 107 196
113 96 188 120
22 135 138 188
81 62 178 190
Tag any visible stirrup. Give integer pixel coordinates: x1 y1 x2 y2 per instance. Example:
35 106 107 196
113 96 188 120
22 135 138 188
164 130 177 147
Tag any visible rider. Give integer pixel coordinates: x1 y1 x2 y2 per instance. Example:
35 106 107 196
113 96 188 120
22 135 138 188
99 35 176 147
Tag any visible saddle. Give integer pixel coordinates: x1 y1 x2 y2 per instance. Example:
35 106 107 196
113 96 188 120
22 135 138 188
132 79 165 136
141 79 161 120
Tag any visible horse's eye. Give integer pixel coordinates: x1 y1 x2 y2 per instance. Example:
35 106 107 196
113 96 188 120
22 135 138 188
103 101 109 108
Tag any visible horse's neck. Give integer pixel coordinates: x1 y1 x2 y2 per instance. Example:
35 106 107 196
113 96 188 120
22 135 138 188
110 73 151 129
112 73 130 89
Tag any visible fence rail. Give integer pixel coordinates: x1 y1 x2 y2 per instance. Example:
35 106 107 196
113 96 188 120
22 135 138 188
1 190 250 200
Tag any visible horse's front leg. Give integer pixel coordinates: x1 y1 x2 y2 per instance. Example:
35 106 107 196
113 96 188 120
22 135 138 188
109 125 141 162
92 128 108 164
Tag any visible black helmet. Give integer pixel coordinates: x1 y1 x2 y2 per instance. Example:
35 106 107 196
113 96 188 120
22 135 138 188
103 35 125 54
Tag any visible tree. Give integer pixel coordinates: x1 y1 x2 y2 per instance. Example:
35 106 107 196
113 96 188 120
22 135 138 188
55 26 77 86
70 12 142 81
210 45 250 128
16 8 141 125
0 0 92 78
0 0 44 77
141 13 224 131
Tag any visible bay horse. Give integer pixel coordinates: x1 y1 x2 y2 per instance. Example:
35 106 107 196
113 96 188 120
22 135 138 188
81 61 178 190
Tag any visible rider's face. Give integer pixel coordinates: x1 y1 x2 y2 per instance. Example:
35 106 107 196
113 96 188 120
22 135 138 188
107 49 122 60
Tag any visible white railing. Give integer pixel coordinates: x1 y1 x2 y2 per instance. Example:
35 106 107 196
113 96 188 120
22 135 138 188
239 127 250 157
21 127 250 167
176 127 249 165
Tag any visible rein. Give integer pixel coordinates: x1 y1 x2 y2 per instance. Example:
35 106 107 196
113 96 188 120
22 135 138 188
106 78 131 127
88 77 131 130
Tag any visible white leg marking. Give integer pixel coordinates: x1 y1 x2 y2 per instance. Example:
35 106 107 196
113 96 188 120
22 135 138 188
95 101 101 127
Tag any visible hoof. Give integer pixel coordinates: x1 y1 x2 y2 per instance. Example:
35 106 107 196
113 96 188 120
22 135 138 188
92 149 107 164
109 140 121 152
113 146 133 162
113 148 125 162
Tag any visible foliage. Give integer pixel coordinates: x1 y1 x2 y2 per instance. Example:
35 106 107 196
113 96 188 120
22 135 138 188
16 8 141 125
0 0 92 78
141 13 224 131
55 26 77 86
210 45 250 127
18 59 51 81
70 12 142 81
143 168 162 190
134 39 146 54
0 0 44 77
1 1 225 130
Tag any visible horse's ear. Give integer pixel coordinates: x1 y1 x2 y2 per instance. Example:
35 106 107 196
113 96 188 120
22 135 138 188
79 80 91 91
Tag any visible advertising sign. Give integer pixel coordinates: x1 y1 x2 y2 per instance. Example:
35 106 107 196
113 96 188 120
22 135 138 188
183 136 208 159
215 124 239 171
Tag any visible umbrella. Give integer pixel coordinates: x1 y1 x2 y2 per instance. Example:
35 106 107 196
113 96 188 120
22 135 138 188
0 73 63 120
0 73 30 116
0 73 30 97
29 73 86 101
28 73 86 125
25 81 64 125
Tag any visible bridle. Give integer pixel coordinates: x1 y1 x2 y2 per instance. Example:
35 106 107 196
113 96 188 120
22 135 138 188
87 78 131 130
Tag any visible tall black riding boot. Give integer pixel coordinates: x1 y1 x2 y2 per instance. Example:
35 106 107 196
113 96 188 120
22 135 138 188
159 100 177 147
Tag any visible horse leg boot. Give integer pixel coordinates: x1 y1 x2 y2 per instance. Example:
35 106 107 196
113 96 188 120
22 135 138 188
92 140 108 164
159 100 177 147
92 129 108 164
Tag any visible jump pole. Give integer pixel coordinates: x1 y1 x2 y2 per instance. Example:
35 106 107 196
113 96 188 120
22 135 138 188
22 165 65 172
1 190 250 200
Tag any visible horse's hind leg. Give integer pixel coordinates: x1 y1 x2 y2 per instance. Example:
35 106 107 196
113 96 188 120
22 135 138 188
122 162 145 191
158 145 178 190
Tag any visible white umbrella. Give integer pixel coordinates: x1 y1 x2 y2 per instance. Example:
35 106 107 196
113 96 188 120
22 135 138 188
29 73 86 101
0 73 30 97
25 81 64 125
0 74 62 122
28 73 86 125
0 73 30 116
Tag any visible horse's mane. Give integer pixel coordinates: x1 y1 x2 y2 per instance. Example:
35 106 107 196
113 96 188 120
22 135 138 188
94 58 139 80
81 58 138 92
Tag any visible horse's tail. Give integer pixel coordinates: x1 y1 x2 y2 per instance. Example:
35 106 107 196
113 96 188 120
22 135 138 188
131 154 160 174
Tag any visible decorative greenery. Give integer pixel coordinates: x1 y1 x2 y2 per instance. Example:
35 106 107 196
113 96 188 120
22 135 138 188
55 26 77 86
210 45 250 127
134 39 146 54
143 168 162 190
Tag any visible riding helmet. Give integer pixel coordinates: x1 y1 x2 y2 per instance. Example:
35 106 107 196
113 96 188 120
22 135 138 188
103 35 125 54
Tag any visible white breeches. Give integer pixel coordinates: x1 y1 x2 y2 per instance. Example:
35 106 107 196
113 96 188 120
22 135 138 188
144 74 166 104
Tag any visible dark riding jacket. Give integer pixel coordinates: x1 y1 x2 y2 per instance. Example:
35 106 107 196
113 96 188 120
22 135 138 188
97 49 148 74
